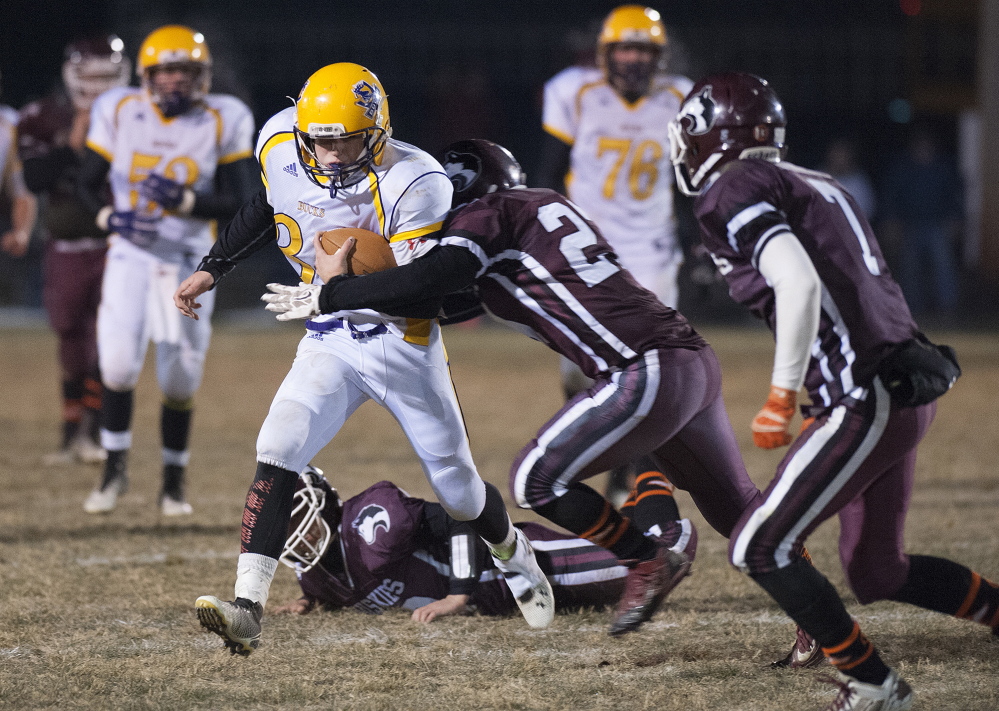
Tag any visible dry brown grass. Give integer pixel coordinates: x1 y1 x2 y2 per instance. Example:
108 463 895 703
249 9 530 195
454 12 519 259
1 322 997 710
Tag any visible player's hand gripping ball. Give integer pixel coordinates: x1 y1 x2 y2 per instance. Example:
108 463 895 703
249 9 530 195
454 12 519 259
318 228 397 275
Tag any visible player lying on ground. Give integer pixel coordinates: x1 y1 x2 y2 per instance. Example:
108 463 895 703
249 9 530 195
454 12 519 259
259 139 766 639
272 467 696 622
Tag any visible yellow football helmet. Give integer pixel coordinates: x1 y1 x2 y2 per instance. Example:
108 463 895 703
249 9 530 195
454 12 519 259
294 63 392 191
137 25 212 117
597 5 667 100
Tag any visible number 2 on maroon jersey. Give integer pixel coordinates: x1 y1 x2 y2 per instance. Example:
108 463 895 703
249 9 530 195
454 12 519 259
538 202 620 287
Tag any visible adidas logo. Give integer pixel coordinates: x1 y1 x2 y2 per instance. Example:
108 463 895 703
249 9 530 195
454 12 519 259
283 163 298 177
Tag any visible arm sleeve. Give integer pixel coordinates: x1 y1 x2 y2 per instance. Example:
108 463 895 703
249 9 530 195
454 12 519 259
421 503 482 597
189 156 261 222
318 244 480 318
531 132 571 193
757 231 822 391
76 147 111 217
195 186 277 284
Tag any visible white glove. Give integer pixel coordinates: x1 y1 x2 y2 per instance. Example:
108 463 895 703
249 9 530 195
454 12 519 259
261 282 322 321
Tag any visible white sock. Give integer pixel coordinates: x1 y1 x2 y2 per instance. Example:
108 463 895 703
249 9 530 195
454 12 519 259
234 552 278 609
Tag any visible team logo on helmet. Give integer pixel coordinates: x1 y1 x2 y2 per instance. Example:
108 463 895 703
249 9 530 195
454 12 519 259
678 86 716 136
352 81 381 120
352 504 390 544
443 151 479 192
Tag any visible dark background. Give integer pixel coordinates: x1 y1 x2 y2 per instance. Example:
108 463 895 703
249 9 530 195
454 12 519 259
0 0 983 319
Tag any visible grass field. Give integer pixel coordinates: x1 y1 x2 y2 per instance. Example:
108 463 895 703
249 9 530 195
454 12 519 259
1 322 997 710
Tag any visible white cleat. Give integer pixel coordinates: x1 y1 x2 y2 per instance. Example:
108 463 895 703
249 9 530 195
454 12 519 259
195 595 262 656
72 435 107 464
42 448 76 467
822 669 913 711
161 495 194 517
83 474 127 514
491 528 555 629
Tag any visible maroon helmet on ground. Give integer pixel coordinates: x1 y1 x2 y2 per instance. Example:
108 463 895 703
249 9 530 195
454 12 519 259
278 466 343 573
668 72 787 196
63 35 131 110
441 139 527 209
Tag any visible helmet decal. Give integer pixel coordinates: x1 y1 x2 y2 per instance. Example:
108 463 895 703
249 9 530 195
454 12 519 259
352 81 381 120
443 153 479 192
352 504 391 544
678 86 715 136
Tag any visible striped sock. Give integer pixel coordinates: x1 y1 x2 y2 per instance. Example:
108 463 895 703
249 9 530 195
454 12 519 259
822 621 890 685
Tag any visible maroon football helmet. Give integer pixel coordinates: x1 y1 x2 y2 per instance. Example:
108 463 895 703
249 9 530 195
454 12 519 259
441 139 526 209
279 466 343 573
668 72 787 196
63 35 131 110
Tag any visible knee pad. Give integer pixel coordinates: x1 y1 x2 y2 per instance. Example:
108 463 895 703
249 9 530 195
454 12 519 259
845 555 909 604
255 399 314 471
425 459 485 521
100 355 142 392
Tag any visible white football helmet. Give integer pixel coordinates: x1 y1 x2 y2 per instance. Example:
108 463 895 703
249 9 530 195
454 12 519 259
279 466 342 573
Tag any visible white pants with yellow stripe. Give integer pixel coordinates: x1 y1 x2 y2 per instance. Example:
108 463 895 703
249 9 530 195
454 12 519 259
255 319 487 521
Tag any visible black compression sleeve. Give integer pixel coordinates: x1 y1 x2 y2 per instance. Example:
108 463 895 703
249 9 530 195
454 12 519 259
531 132 572 193
76 147 112 217
190 157 261 221
196 187 277 285
318 244 480 318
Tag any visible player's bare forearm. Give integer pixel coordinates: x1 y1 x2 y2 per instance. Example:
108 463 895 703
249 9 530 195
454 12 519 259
411 594 472 623
174 271 216 320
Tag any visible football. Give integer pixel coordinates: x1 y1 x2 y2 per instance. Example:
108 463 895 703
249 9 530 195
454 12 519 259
318 227 397 275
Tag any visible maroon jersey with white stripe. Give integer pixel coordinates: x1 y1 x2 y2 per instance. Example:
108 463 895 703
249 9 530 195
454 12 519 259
694 159 918 414
441 188 705 379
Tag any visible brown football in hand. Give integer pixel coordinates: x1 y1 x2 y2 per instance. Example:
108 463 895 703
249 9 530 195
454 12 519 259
318 227 397 275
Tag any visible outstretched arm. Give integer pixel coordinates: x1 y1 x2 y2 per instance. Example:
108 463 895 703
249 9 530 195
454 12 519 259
174 188 277 319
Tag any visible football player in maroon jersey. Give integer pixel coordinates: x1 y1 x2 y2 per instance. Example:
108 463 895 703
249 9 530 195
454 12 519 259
669 72 995 710
18 35 130 466
256 139 762 638
272 467 691 623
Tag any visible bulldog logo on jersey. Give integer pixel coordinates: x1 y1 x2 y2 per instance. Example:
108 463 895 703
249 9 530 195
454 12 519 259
352 504 391 544
678 86 716 136
352 81 381 120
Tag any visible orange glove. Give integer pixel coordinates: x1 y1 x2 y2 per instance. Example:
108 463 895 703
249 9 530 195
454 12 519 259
751 385 797 449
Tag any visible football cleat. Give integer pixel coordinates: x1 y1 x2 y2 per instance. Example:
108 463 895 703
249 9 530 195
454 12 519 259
608 543 691 637
83 471 128 514
820 670 913 711
42 435 106 467
161 494 193 516
72 434 107 464
772 625 825 669
195 595 262 656
491 528 555 629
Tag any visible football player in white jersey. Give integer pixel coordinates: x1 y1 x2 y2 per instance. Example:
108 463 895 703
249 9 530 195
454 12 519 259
173 63 555 655
0 110 37 259
535 5 693 505
76 25 258 516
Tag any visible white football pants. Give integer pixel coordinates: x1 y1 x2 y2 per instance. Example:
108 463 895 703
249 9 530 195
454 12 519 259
97 237 214 399
255 320 487 522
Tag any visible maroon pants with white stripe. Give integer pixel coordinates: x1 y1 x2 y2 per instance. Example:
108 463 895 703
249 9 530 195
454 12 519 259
510 346 761 539
730 378 935 603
